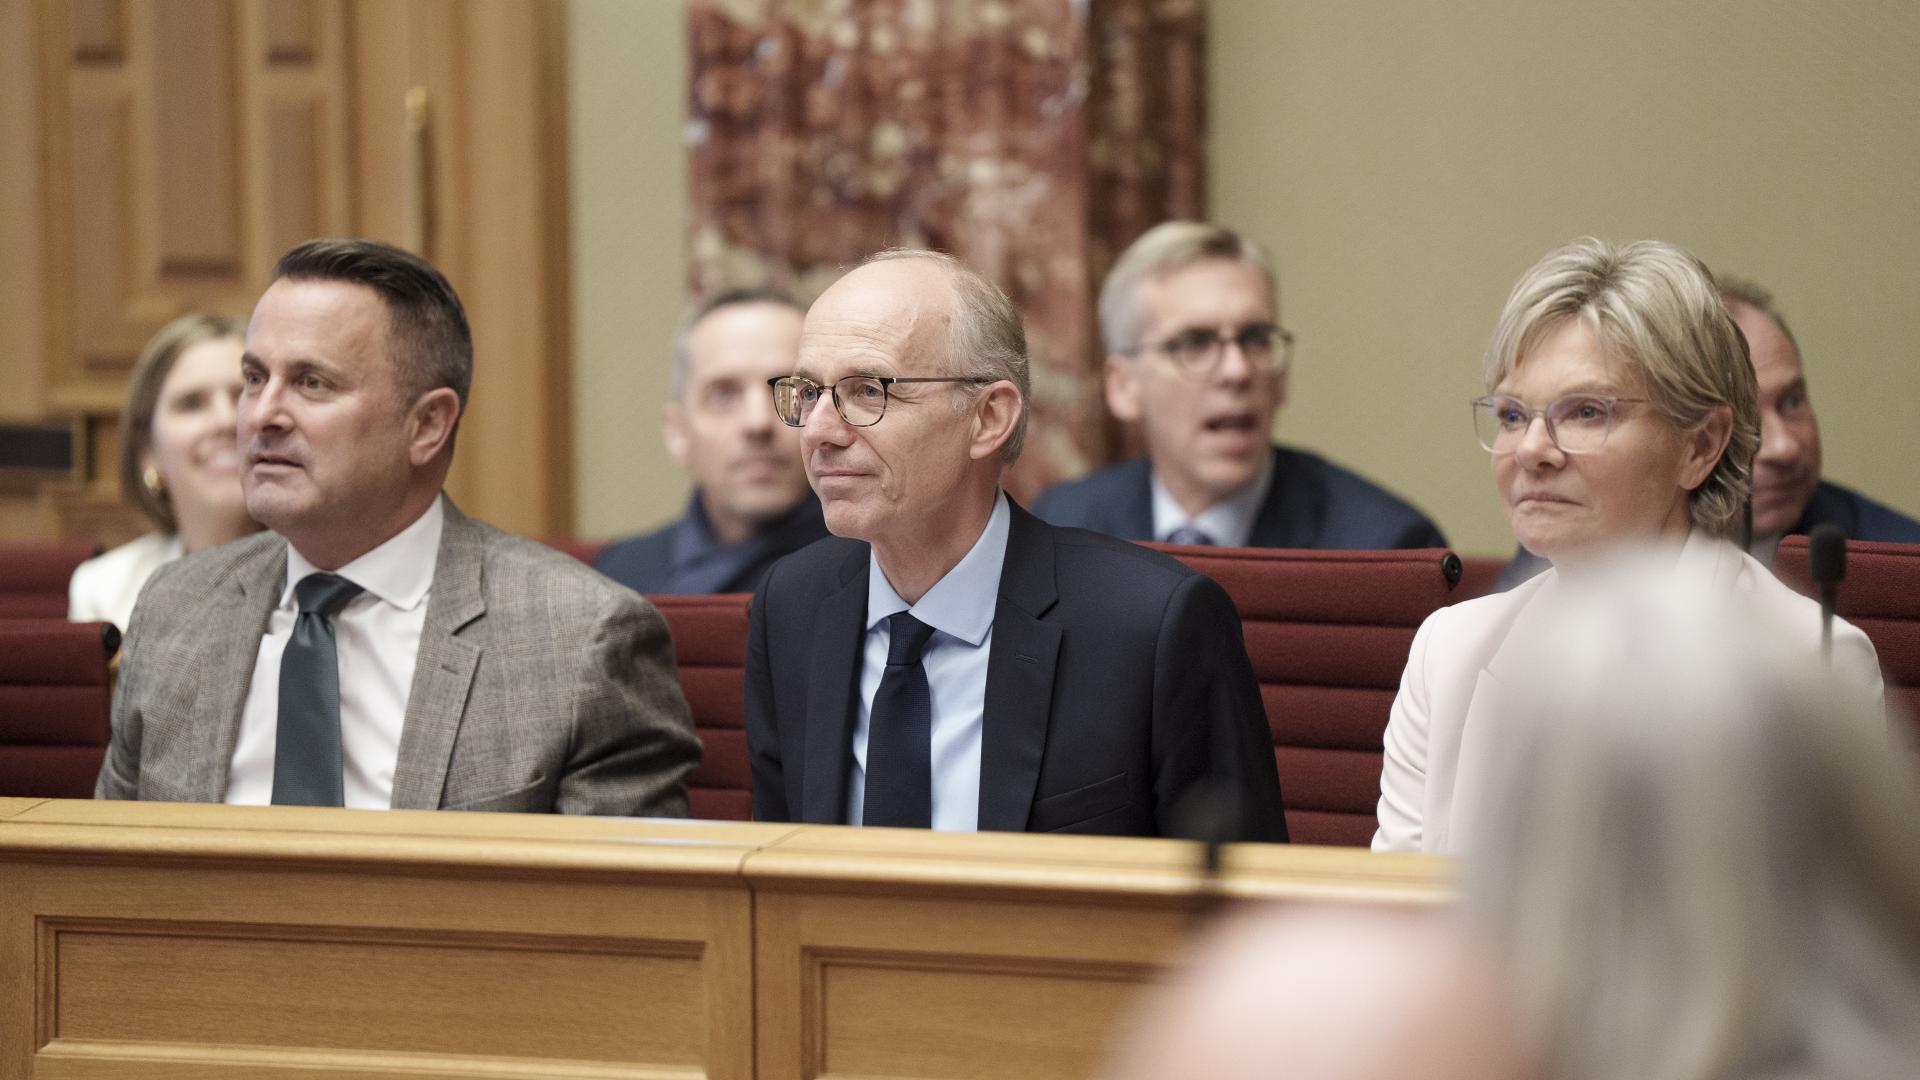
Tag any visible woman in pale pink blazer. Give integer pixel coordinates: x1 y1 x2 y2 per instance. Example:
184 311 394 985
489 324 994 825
1372 238 1883 854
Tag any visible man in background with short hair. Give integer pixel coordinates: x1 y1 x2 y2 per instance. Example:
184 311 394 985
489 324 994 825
1035 221 1445 551
596 288 826 595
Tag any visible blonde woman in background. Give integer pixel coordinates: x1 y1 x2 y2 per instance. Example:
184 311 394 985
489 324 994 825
1373 237 1882 853
1461 562 1920 1080
69 314 259 631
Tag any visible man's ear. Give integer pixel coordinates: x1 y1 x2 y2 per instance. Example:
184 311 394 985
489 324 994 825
662 401 690 469
407 388 461 467
1272 365 1290 412
1679 403 1734 491
1105 354 1143 423
967 381 1024 462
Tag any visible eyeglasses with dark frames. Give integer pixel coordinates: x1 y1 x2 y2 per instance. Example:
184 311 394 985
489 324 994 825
768 374 993 428
1125 322 1294 378
1470 393 1650 455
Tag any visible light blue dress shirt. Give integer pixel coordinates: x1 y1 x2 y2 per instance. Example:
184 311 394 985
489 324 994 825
846 491 1011 831
1149 452 1275 546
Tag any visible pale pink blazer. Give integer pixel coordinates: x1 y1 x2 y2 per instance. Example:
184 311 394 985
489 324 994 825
1372 533 1885 854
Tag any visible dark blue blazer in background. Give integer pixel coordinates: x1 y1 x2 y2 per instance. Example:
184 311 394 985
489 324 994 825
595 494 827 596
1031 445 1448 551
744 500 1289 842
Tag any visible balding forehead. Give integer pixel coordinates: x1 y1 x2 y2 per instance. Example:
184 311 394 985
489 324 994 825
799 260 953 376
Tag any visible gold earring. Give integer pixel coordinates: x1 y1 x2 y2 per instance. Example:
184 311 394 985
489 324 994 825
143 465 164 497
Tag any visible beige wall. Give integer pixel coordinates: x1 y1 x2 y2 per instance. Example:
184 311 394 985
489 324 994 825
1211 0 1920 555
569 0 690 540
569 1 1920 552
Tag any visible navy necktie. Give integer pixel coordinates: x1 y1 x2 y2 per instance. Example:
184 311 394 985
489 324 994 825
272 573 364 806
1165 525 1216 546
862 612 937 828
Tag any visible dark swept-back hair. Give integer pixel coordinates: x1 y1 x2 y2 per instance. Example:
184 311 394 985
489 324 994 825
271 238 473 409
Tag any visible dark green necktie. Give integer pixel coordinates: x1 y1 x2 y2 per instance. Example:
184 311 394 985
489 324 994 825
272 573 365 806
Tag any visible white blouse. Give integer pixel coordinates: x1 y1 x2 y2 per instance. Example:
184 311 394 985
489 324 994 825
68 532 184 633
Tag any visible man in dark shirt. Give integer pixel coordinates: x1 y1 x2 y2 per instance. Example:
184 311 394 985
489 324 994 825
1034 221 1445 550
596 289 827 594
1498 277 1920 589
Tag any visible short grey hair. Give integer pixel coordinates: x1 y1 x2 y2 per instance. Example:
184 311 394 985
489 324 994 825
668 286 804 400
1484 238 1759 540
1717 275 1802 357
1463 563 1920 1080
1098 221 1276 356
863 248 1031 462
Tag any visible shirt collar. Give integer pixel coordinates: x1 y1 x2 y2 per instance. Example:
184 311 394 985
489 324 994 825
282 495 444 612
1150 449 1275 547
865 490 1010 647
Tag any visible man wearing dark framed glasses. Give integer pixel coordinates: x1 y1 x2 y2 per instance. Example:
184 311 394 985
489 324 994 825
1034 221 1445 551
745 249 1287 842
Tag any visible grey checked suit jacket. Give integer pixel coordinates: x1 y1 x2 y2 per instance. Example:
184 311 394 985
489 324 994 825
96 500 701 815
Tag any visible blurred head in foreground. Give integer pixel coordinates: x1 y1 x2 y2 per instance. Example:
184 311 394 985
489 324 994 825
1103 905 1528 1080
1463 556 1920 1080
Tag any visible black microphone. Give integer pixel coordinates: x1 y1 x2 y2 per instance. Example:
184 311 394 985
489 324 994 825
1808 524 1846 665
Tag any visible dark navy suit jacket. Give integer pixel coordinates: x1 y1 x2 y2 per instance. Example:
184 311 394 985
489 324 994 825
1031 446 1447 550
744 501 1289 842
595 494 827 596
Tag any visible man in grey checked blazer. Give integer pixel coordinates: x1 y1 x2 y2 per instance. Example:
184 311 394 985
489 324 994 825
97 239 699 814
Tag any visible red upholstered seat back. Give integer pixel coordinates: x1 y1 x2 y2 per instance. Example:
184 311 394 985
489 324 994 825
1148 544 1463 847
648 593 754 820
1773 537 1920 735
1452 556 1506 603
0 619 120 797
0 541 97 618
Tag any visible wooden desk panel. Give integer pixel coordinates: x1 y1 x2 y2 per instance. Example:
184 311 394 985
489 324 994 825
1 804 1450 1080
1 803 788 1080
744 827 1447 1080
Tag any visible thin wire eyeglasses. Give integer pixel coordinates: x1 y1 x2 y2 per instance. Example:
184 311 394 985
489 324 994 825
768 374 992 428
1125 323 1294 378
1471 393 1650 455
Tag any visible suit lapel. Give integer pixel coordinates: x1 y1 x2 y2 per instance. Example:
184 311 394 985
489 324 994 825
389 502 485 809
202 541 288 801
799 546 869 823
977 505 1061 831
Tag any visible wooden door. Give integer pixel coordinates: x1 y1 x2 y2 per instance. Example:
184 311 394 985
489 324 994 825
0 0 571 547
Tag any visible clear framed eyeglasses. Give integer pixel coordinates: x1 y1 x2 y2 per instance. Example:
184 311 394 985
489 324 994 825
1471 393 1650 455
768 374 991 428
1126 322 1294 378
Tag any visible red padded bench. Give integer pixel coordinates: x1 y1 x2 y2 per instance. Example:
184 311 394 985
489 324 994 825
1149 544 1464 847
0 540 97 619
1774 536 1920 733
648 593 753 820
0 619 120 797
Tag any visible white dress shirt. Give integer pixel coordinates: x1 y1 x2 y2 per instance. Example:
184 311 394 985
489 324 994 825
1149 452 1275 546
226 497 445 809
847 491 1011 831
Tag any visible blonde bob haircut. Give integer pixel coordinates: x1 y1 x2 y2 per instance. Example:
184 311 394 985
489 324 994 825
1098 221 1276 357
1484 238 1758 539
